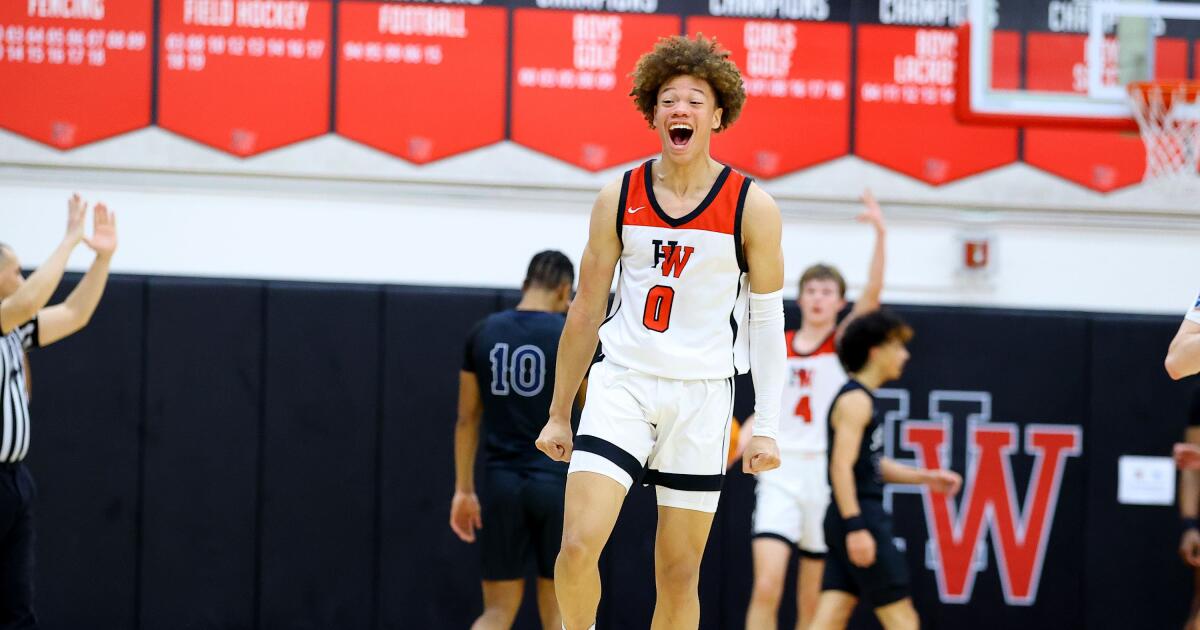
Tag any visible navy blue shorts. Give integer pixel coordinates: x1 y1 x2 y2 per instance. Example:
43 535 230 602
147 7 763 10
479 467 565 581
822 498 910 608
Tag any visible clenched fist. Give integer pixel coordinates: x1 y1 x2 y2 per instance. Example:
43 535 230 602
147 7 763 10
742 435 780 474
536 419 574 463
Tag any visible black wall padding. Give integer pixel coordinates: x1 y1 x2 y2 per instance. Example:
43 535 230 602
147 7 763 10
12 274 1200 630
27 276 144 630
140 278 263 630
258 283 382 630
1084 316 1194 630
596 486 658 629
378 286 501 630
888 307 1091 630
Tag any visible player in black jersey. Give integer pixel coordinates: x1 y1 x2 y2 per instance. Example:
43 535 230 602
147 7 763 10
452 251 577 630
810 311 961 630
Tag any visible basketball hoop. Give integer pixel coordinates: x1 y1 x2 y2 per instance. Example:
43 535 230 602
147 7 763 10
1127 81 1200 194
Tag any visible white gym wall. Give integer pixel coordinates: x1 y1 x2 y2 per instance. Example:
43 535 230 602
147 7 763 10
1 128 1197 315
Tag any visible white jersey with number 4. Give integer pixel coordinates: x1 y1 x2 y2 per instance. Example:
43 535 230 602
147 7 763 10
599 159 752 381
776 329 846 455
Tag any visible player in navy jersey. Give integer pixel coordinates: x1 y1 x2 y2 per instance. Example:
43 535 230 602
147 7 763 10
811 311 960 630
742 191 887 630
452 251 577 630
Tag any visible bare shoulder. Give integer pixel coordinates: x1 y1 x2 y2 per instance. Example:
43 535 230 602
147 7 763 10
593 177 623 212
585 176 626 251
743 181 780 219
742 181 781 240
832 390 873 426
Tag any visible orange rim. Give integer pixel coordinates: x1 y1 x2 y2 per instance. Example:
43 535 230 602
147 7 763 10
1128 81 1200 108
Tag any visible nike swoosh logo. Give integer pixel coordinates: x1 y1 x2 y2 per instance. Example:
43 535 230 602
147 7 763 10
627 206 644 214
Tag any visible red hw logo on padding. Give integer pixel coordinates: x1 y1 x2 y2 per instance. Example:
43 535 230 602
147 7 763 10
879 390 1082 607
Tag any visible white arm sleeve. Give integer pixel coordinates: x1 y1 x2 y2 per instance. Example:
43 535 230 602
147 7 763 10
748 290 786 440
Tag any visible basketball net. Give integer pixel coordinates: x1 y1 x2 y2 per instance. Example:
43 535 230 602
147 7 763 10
1128 81 1200 196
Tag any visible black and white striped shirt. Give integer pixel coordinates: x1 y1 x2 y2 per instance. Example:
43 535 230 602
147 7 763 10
0 315 38 463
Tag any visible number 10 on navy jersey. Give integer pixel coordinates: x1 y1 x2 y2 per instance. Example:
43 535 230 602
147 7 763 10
489 343 547 397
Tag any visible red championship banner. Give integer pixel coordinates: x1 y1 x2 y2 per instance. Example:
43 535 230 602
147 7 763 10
157 0 332 157
855 26 1019 185
336 3 506 163
1024 34 1188 192
0 1 152 149
510 9 679 172
687 17 851 178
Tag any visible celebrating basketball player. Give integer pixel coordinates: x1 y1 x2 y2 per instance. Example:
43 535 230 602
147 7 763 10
535 35 786 630
743 191 887 630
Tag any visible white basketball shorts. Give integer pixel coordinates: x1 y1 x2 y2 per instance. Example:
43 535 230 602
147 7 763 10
568 360 734 513
752 453 830 556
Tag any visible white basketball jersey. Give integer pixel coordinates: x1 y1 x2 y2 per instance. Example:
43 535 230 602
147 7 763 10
777 329 847 454
598 160 751 381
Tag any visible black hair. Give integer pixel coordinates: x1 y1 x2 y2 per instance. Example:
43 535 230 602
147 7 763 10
837 310 913 373
523 250 574 292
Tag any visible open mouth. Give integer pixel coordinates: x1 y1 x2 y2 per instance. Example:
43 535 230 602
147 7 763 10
668 123 694 147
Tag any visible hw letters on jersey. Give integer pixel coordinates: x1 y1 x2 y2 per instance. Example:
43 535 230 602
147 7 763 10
652 240 695 278
879 388 1083 608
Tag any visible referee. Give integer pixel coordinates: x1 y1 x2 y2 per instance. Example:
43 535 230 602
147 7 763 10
0 195 117 629
451 251 577 630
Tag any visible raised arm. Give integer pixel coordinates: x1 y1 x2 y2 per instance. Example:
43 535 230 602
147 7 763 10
741 183 785 474
37 203 118 346
536 180 623 462
0 194 87 334
1166 319 1200 380
450 370 485 543
839 189 887 335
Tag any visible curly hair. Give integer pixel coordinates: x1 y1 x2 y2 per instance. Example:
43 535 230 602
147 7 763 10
629 35 746 132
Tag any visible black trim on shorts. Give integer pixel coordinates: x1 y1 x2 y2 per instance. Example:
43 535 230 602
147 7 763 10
574 434 643 484
799 549 828 561
751 532 797 548
866 585 909 609
642 469 724 492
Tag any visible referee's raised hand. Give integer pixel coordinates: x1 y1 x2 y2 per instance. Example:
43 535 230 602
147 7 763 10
536 417 573 462
82 202 117 258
